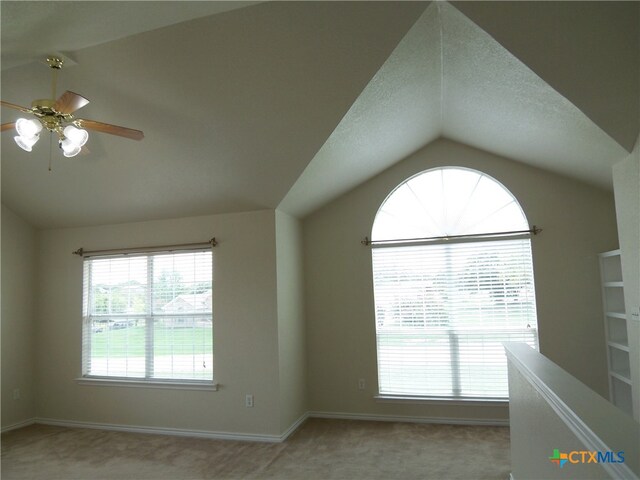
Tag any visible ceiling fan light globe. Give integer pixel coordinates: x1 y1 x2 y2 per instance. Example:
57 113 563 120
14 134 40 152
15 118 42 138
59 138 81 157
63 125 89 147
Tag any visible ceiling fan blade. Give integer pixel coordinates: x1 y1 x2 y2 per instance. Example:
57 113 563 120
1 122 16 132
54 91 90 114
80 119 144 141
1 100 30 112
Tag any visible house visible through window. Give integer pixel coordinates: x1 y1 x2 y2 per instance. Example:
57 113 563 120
371 167 538 400
82 250 213 383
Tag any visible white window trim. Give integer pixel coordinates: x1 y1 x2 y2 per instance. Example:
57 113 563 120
76 376 218 391
374 394 508 406
81 249 214 384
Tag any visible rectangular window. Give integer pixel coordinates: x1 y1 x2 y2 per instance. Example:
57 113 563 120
82 250 213 384
373 238 537 399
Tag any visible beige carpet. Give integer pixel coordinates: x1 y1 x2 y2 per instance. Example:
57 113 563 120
1 418 510 479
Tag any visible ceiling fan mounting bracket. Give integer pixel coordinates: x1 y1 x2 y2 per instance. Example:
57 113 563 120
46 56 64 70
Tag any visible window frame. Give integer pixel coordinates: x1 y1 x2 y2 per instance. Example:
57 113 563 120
370 167 538 402
78 248 216 389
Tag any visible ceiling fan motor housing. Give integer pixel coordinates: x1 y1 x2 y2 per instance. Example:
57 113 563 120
30 99 73 133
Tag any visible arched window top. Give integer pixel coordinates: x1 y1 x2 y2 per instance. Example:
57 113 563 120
372 167 528 242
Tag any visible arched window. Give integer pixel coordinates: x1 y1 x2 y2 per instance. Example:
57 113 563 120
371 167 538 400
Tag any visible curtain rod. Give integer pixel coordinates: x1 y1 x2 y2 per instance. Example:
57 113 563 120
73 238 217 257
361 226 541 247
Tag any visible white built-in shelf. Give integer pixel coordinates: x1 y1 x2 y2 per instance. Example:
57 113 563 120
600 250 624 281
611 377 634 417
607 316 629 345
608 341 630 352
599 250 633 416
610 371 632 385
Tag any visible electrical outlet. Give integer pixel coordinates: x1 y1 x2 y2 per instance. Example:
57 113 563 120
358 378 365 390
245 394 254 408
13 388 20 400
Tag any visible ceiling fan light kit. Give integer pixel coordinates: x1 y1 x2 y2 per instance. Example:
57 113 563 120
14 117 43 151
1 56 143 162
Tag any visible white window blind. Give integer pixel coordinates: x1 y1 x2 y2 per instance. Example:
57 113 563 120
370 167 538 400
372 239 537 399
82 250 213 383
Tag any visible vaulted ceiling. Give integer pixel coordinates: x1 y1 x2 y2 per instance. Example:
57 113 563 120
1 1 638 228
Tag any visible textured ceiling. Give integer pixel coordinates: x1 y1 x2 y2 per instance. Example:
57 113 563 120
453 1 640 153
279 4 442 216
1 1 427 227
0 1 259 70
1 1 638 228
280 2 633 217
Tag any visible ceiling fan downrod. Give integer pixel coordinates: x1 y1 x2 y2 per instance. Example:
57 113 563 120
46 56 64 101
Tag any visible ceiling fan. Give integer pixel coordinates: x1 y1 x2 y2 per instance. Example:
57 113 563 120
1 56 143 160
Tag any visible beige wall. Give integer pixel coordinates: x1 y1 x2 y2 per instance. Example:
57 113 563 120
34 210 285 436
1 205 38 429
1 137 624 433
275 210 307 431
613 134 640 421
303 138 618 421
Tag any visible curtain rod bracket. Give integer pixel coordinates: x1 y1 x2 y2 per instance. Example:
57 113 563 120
361 236 371 246
210 237 218 247
72 248 84 256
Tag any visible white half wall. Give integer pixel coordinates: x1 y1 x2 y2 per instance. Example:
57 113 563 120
506 342 639 480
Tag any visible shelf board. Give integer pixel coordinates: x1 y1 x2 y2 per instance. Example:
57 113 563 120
610 371 632 385
606 312 627 319
608 341 630 352
603 282 624 288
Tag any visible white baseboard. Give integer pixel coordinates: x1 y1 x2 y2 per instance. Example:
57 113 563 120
308 411 509 426
36 412 310 443
1 417 36 433
280 412 309 441
35 417 287 443
15 410 503 443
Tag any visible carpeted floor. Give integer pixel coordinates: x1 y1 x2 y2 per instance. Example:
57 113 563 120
1 418 511 480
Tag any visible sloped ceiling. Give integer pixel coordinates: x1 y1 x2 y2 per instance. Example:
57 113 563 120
453 1 639 153
280 1 635 217
0 1 260 71
1 1 638 228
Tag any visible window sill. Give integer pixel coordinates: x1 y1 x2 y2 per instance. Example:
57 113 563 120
76 377 218 391
374 394 508 407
